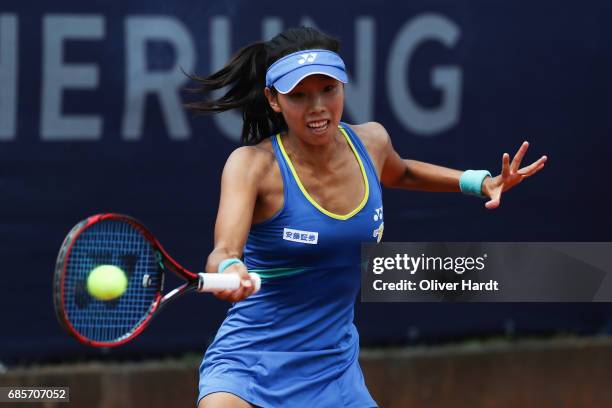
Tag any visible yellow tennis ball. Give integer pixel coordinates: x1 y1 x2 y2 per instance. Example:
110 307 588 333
87 265 128 301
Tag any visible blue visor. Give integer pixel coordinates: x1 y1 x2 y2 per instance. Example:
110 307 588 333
265 49 348 94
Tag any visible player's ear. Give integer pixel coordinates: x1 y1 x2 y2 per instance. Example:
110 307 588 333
264 87 282 113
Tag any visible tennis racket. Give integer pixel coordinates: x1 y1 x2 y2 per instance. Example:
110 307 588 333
53 213 260 348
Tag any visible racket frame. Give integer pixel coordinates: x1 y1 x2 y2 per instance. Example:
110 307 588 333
54 213 199 348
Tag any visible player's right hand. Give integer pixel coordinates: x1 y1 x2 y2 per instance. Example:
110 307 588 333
212 263 257 302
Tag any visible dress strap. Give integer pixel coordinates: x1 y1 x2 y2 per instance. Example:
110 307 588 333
338 123 382 194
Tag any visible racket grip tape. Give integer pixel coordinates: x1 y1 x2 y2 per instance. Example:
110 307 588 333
197 272 261 293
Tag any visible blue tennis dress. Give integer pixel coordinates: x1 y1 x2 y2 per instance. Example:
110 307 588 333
198 123 383 407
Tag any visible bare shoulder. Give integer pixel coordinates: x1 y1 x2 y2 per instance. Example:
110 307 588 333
345 122 391 152
226 139 274 166
344 122 391 177
223 139 276 182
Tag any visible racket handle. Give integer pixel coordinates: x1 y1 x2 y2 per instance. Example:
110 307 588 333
197 272 261 293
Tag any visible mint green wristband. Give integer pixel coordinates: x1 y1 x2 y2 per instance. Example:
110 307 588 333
460 170 491 198
218 258 244 273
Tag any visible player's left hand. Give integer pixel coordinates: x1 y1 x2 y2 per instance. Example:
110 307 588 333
482 141 547 210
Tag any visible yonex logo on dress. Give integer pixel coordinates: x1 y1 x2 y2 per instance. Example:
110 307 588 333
373 207 383 221
297 53 318 64
283 228 318 244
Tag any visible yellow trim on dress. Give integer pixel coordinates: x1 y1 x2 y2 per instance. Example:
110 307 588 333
276 125 369 220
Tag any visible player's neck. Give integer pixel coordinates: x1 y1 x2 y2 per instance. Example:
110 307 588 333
283 129 344 170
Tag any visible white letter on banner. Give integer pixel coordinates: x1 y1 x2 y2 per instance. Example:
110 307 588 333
344 17 375 123
263 17 283 41
210 17 242 142
0 14 17 140
387 14 462 136
301 16 374 124
41 15 103 141
123 16 195 141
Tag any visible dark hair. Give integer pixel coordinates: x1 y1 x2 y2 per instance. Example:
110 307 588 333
184 27 340 145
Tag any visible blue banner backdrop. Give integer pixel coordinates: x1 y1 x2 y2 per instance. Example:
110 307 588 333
1 0 611 363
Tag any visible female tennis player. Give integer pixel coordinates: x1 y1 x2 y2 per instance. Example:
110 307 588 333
187 27 547 408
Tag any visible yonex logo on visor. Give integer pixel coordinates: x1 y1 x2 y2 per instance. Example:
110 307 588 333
298 53 318 64
265 49 349 94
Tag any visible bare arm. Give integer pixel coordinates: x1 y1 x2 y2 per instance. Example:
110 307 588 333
377 123 464 192
373 122 547 208
383 156 464 193
205 146 264 301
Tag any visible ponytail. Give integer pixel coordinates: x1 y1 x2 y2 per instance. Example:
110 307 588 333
185 27 340 145
185 42 282 145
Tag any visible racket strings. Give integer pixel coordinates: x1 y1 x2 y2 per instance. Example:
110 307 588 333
62 219 161 344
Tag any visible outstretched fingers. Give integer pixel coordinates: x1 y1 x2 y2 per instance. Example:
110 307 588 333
517 155 548 177
501 153 511 179
485 198 500 210
484 186 502 210
510 141 530 172
487 143 547 210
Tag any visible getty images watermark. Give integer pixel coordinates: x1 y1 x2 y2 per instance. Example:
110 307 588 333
361 243 612 302
371 252 497 292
